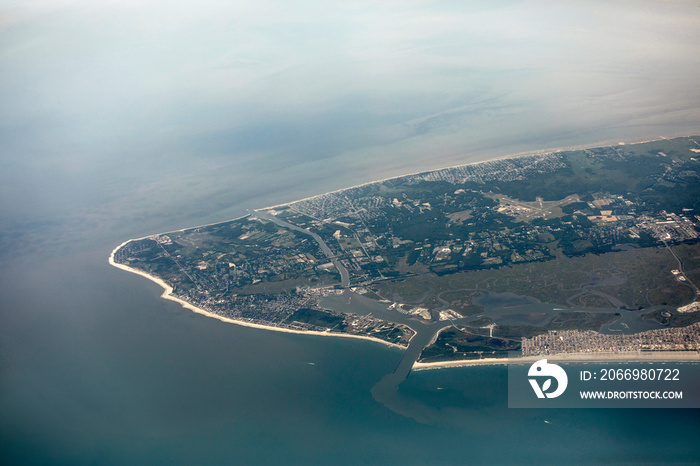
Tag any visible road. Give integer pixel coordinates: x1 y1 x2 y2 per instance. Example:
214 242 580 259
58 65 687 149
663 241 700 296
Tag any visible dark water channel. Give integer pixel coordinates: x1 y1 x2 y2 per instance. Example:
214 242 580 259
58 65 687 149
322 287 669 416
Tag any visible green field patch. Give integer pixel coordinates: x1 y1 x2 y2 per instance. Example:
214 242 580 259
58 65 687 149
285 308 345 329
337 236 361 251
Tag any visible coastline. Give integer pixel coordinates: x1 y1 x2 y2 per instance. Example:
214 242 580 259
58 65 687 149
108 134 697 359
108 242 408 351
412 351 700 371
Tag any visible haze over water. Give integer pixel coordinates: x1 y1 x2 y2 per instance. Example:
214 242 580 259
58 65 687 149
1 1 700 463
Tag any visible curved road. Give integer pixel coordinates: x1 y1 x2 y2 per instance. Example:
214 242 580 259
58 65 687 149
254 210 350 287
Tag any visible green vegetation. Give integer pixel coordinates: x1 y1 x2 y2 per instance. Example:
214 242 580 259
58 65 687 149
418 326 520 362
372 243 700 313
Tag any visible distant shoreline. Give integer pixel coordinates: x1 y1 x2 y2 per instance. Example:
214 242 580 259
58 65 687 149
126 135 691 237
108 242 408 351
412 351 700 371
258 135 682 212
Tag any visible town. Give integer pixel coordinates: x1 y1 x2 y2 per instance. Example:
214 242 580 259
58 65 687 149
522 323 700 355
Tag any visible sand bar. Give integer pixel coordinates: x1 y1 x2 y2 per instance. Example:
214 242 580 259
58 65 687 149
413 351 700 371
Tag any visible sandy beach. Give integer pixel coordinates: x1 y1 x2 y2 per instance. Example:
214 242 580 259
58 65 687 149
412 351 700 371
108 242 408 351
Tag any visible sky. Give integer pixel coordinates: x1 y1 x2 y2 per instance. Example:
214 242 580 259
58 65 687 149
1 0 699 254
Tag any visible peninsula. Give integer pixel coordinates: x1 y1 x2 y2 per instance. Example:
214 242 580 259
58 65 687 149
111 136 700 364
